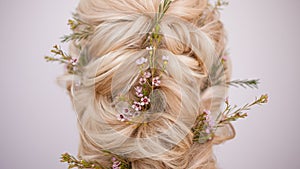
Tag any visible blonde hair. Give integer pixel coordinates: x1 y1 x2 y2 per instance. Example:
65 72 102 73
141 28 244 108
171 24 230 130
63 0 235 168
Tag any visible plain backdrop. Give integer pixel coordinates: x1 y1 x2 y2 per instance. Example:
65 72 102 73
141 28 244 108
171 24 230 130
0 0 299 169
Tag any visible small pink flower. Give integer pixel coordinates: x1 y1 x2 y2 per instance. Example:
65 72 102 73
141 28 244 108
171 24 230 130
136 92 143 98
152 76 161 86
112 157 121 169
117 114 126 122
70 58 78 65
162 55 169 61
225 97 229 104
136 57 148 65
146 46 153 51
140 96 150 106
113 161 121 166
133 111 140 117
204 110 212 122
144 72 152 78
204 109 211 115
135 86 144 97
134 86 143 93
209 120 215 128
132 101 142 111
221 55 228 61
112 157 116 162
123 108 129 114
139 77 147 85
203 110 215 131
74 80 81 87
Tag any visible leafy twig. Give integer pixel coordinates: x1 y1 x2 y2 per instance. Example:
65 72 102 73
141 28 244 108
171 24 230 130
192 110 215 143
148 0 173 91
60 153 105 169
44 45 78 74
157 0 173 21
217 94 268 126
60 152 132 169
227 79 260 89
214 0 229 10
101 150 132 168
193 94 268 143
61 16 94 43
61 31 93 43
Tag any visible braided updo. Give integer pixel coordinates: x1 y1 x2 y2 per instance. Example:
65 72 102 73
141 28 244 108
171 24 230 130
63 0 235 168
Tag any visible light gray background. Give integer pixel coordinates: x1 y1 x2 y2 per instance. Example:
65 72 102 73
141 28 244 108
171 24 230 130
0 0 299 169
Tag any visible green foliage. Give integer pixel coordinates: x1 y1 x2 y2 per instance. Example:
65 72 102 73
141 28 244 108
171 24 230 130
60 153 132 169
214 0 229 10
193 112 215 143
44 45 78 74
60 153 105 169
217 94 269 126
228 79 260 89
193 94 268 143
61 15 94 43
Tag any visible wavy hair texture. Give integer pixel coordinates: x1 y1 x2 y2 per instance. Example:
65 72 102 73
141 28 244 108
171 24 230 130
62 0 235 168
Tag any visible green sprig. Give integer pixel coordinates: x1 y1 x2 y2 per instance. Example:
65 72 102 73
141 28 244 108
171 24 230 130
157 0 173 21
60 152 132 169
147 0 173 92
61 16 94 43
101 150 132 169
45 45 71 63
228 79 260 89
60 153 105 169
44 45 78 74
217 94 268 126
61 31 93 43
192 112 215 143
214 0 229 10
193 94 268 143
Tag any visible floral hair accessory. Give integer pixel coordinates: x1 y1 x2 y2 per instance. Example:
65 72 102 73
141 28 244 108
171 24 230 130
116 60 165 122
112 0 178 123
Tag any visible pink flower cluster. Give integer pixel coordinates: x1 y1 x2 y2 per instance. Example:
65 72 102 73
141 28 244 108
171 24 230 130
116 71 162 122
132 70 161 111
117 108 130 122
117 56 167 122
221 55 228 62
136 57 148 65
117 107 140 122
111 157 121 169
70 58 78 65
133 72 153 110
203 110 215 134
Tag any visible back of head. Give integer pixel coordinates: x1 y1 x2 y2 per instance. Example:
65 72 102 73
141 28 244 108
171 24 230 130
62 0 234 168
